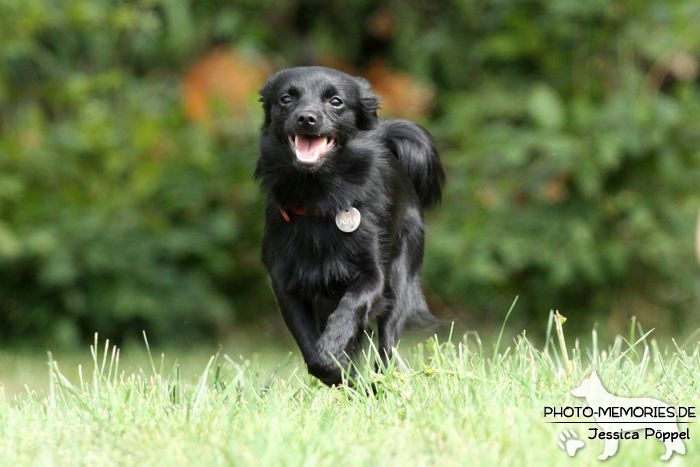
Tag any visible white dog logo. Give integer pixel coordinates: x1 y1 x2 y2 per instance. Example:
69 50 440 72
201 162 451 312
571 372 686 460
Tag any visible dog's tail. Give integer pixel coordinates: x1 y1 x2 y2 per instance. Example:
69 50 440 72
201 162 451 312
379 119 445 209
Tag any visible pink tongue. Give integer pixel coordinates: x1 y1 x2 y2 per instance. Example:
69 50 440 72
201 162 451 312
296 135 326 162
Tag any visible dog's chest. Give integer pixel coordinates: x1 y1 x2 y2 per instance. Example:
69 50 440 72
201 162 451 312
266 217 371 292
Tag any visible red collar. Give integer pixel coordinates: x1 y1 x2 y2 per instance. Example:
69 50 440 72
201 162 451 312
278 205 328 222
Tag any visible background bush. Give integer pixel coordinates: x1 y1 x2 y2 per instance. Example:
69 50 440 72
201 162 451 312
0 0 699 344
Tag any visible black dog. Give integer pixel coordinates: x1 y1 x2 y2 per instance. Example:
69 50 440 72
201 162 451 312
255 66 445 386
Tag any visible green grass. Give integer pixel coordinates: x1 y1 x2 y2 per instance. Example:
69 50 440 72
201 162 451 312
1 316 699 466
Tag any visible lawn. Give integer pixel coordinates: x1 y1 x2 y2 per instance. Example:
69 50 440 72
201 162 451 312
0 312 698 467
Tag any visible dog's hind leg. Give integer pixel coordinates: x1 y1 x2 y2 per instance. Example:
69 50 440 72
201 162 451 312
377 245 410 368
661 436 686 460
377 305 405 369
377 228 430 368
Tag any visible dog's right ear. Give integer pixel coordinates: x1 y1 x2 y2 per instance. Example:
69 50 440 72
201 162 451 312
354 77 381 130
258 76 276 129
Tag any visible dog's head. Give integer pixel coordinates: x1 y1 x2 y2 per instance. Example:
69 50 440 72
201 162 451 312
258 66 380 167
571 371 602 398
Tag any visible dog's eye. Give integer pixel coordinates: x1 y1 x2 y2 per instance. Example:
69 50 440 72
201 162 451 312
328 97 343 107
279 95 293 105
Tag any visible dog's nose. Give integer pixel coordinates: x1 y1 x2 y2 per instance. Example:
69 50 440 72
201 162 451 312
297 111 317 128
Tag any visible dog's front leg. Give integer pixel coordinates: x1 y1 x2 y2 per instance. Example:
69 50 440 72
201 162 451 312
316 267 384 382
270 278 341 384
599 437 619 460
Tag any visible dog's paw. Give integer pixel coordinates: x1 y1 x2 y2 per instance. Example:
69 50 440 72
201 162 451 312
558 429 585 457
316 339 350 367
306 355 344 386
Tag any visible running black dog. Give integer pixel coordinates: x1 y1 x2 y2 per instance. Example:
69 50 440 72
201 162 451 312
255 66 445 386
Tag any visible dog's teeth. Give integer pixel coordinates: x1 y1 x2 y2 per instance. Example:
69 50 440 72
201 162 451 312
294 135 299 148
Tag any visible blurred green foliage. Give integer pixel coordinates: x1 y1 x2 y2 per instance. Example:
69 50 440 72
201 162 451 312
0 0 274 343
0 0 699 343
422 0 700 333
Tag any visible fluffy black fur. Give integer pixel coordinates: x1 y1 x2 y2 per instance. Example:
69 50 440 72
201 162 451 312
255 66 445 386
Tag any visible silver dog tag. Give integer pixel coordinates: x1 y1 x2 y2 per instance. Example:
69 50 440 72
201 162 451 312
335 207 361 233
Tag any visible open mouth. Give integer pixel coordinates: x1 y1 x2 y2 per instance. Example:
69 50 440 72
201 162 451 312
287 135 335 164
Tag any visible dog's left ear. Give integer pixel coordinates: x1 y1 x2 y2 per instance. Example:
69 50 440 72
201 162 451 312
354 77 380 130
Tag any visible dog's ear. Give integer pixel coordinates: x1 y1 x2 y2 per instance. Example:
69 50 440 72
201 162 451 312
354 77 381 130
258 76 276 129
